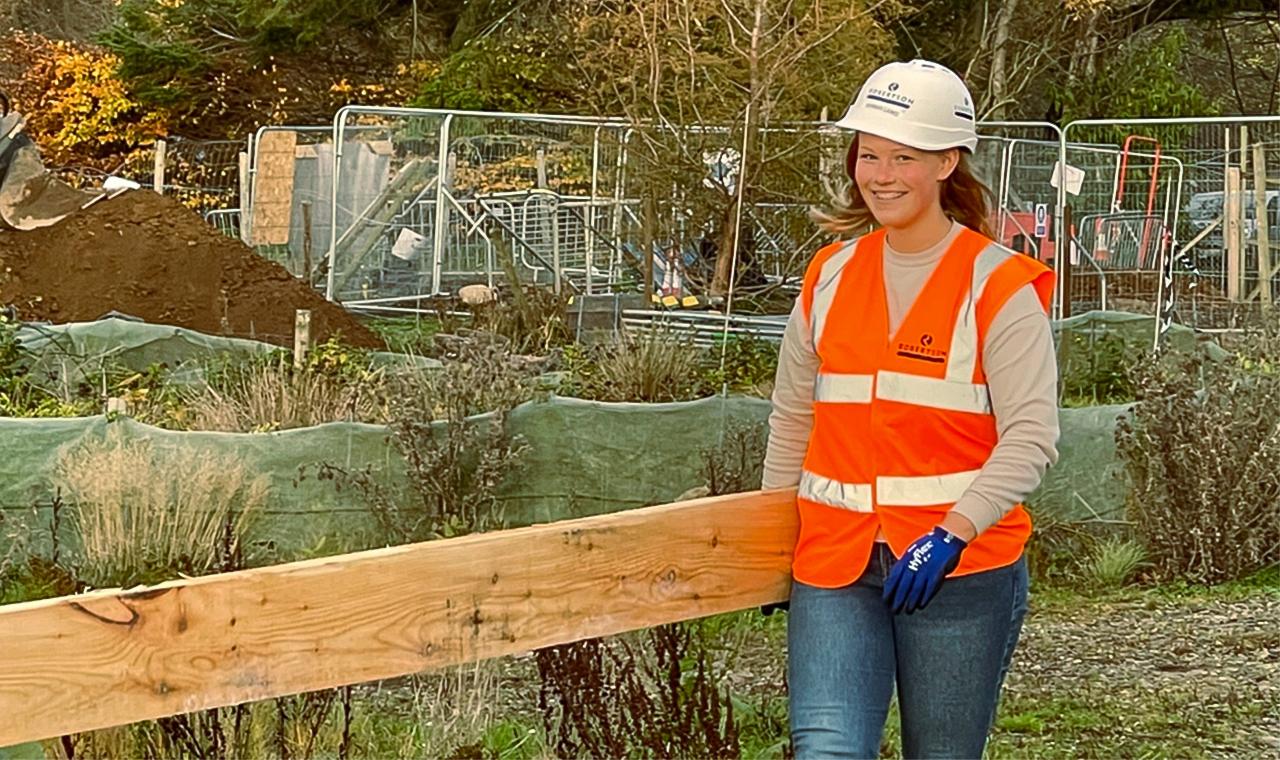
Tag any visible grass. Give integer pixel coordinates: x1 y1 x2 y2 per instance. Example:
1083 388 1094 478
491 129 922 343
54 434 268 588
367 315 449 356
1083 536 1148 588
182 344 393 432
1030 564 1280 609
988 681 1272 759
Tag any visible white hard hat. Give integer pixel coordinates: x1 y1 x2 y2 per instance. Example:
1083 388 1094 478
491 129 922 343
832 59 978 152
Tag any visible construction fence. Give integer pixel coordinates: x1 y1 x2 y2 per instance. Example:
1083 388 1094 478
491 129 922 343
120 110 1280 336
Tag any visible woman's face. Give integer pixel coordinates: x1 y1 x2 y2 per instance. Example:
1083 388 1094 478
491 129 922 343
853 133 958 231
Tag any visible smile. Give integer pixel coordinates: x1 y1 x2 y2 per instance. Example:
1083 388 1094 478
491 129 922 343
871 191 906 200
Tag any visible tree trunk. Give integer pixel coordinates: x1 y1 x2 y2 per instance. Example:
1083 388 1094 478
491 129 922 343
1083 10 1100 82
988 0 1020 119
710 0 764 298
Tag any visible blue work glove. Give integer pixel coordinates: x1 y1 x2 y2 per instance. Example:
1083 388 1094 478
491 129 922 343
883 526 967 614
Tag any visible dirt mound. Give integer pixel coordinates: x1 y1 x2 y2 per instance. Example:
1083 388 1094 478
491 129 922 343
0 191 382 348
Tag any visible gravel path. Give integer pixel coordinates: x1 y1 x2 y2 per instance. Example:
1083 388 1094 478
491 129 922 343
1000 588 1280 756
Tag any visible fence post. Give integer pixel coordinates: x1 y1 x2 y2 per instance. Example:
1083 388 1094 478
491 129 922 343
552 197 562 296
586 127 601 296
302 201 313 284
431 115 454 296
294 309 311 371
1254 143 1272 306
152 139 167 194
237 149 252 245
642 193 656 304
1061 203 1073 319
1227 166 1243 302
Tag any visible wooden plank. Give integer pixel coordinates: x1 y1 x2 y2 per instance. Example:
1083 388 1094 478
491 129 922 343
152 139 166 193
0 489 798 745
250 130 299 247
1255 143 1273 306
1227 166 1243 301
331 159 434 295
238 150 252 245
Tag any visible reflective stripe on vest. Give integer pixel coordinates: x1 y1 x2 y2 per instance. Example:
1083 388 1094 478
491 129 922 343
798 468 982 509
875 370 991 414
813 370 990 414
799 470 872 512
945 243 1015 383
809 241 859 350
814 372 874 403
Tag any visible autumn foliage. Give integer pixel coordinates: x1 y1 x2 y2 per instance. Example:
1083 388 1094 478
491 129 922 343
0 30 168 169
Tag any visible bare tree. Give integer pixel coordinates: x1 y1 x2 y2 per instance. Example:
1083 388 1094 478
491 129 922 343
569 0 898 296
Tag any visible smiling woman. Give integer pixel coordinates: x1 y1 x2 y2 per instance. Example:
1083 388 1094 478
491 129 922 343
763 59 1061 759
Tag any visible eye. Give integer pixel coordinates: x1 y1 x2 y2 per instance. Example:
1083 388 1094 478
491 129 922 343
858 152 876 161
894 154 915 162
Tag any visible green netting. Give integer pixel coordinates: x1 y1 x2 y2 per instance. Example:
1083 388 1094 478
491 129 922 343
15 311 1215 379
1054 309 1228 361
0 313 1173 566
1034 403 1132 522
13 317 438 388
0 397 1129 558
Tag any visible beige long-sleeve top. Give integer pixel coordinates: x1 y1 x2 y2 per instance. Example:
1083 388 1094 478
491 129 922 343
762 222 1060 536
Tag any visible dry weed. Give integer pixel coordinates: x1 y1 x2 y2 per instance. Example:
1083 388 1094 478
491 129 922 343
56 433 267 587
183 356 390 432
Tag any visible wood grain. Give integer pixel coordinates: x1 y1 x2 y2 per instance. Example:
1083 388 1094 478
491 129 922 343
0 489 797 744
249 130 299 246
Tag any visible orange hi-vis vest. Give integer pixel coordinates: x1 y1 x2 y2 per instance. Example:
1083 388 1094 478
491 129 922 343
794 226 1054 588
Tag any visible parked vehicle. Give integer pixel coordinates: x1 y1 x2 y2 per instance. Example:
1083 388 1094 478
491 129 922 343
1186 189 1280 250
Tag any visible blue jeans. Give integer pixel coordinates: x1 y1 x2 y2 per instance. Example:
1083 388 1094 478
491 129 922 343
787 543 1029 759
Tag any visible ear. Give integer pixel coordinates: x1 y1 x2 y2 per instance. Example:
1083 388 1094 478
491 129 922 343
936 149 960 182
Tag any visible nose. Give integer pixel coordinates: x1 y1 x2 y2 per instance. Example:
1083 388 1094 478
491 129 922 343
870 158 896 186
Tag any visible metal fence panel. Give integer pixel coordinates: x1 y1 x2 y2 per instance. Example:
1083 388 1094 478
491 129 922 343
1063 117 1280 337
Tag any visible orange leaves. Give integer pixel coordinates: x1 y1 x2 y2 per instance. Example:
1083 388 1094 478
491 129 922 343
0 31 169 168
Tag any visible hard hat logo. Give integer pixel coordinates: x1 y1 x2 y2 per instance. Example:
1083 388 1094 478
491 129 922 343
866 84 913 107
831 59 979 153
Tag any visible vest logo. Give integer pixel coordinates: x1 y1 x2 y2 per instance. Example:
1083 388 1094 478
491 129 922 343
896 333 946 363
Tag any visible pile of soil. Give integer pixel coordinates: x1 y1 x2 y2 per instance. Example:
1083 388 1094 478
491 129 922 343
0 191 383 348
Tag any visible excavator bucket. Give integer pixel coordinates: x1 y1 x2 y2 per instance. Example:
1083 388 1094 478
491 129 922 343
0 94 106 231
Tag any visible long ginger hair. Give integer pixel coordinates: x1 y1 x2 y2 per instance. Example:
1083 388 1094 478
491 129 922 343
811 134 994 239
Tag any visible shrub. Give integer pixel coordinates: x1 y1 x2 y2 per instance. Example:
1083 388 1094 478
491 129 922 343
0 316 108 417
564 330 709 403
1116 322 1280 583
0 31 168 167
1057 328 1138 407
55 434 267 587
700 419 767 496
535 622 739 758
703 334 779 398
315 338 538 545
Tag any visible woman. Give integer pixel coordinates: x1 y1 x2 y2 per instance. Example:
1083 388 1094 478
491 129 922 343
762 59 1059 759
